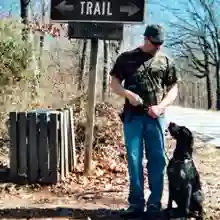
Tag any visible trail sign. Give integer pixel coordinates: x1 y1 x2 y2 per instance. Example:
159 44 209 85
68 22 123 40
50 0 145 24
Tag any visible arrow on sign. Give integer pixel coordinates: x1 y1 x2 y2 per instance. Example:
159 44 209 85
55 1 74 14
120 3 140 16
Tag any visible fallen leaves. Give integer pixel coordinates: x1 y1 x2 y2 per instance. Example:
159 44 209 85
47 102 220 218
0 101 219 219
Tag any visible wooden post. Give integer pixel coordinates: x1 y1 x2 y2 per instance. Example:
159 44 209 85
18 112 28 179
84 38 98 175
59 112 65 180
9 112 18 180
27 112 38 183
63 109 69 178
68 108 76 171
39 113 49 182
49 113 59 183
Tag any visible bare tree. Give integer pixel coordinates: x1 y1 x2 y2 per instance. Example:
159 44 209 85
39 0 46 70
108 40 122 96
102 40 109 101
164 0 220 109
78 39 88 91
20 0 31 42
20 0 40 97
20 0 31 73
30 0 50 73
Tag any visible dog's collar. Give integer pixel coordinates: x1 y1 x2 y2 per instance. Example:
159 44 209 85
173 158 192 163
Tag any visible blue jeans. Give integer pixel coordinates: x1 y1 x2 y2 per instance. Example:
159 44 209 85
123 113 166 212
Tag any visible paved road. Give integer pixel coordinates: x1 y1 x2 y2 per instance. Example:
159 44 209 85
166 106 220 147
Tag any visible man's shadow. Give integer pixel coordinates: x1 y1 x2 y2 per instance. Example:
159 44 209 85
0 166 10 183
0 207 125 219
0 167 125 219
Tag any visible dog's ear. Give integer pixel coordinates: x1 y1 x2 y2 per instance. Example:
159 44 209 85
180 126 193 138
180 126 194 147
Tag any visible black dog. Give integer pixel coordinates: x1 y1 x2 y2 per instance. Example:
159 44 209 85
165 122 204 220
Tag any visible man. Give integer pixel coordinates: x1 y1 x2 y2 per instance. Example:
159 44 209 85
109 24 179 217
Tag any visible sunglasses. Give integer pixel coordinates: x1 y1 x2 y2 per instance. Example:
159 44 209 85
147 36 163 46
150 40 163 46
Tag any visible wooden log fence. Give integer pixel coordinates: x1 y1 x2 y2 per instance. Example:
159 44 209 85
9 107 76 184
174 80 210 109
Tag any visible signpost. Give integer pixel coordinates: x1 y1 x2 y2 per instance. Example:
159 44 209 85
68 23 123 40
50 0 145 23
83 38 98 174
50 0 145 175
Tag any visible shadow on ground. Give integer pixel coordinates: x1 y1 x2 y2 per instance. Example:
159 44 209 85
0 208 125 219
0 167 10 183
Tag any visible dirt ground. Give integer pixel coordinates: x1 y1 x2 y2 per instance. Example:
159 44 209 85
0 136 219 220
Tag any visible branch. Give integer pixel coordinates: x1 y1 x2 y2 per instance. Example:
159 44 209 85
193 73 206 78
166 0 220 75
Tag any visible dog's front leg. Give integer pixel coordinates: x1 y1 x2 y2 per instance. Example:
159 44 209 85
168 193 173 210
167 183 173 209
183 184 193 219
193 190 205 220
166 185 174 219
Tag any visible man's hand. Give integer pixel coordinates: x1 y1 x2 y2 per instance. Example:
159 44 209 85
147 84 178 118
110 76 143 106
125 90 143 106
148 105 165 118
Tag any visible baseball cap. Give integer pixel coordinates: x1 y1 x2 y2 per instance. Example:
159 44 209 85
143 24 164 44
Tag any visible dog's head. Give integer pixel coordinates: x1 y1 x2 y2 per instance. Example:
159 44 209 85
168 122 194 156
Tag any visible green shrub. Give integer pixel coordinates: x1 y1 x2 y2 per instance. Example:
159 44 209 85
0 17 33 85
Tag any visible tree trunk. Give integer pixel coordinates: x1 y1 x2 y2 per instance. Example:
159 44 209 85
21 0 39 98
78 39 88 91
216 39 220 110
102 40 109 102
20 0 30 71
203 40 213 109
115 40 122 56
206 75 212 109
216 63 220 109
20 0 30 42
39 0 45 71
108 40 122 96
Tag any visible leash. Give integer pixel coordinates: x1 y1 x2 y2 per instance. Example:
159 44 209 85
164 143 171 163
155 117 171 164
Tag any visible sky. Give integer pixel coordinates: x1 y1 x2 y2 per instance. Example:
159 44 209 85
0 0 180 55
